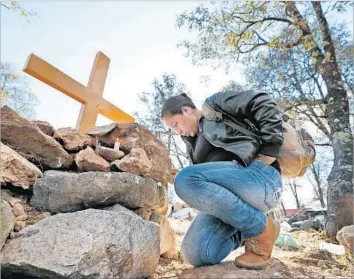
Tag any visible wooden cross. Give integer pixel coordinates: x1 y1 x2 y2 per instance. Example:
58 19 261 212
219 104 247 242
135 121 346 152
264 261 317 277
23 52 135 133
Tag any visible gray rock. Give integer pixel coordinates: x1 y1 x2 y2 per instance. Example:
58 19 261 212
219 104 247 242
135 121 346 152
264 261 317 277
104 203 139 219
300 219 323 231
75 146 110 172
287 213 307 225
111 147 152 176
1 106 73 169
336 225 354 253
1 200 15 250
87 123 171 184
1 209 160 279
54 127 95 152
31 120 56 136
0 143 42 189
291 221 304 228
30 170 166 213
150 213 177 258
95 146 125 162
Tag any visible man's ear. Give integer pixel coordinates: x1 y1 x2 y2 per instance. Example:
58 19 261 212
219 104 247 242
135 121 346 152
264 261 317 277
182 106 191 115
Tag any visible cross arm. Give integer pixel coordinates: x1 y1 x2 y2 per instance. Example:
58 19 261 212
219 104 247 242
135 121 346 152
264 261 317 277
23 54 96 104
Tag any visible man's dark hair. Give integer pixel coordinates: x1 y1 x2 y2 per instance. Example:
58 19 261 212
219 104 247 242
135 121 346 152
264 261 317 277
161 93 196 118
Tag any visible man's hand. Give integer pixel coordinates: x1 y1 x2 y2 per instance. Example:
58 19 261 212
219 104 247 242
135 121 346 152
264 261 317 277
256 154 276 165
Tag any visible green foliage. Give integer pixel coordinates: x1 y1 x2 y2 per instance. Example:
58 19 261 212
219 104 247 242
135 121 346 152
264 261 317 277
176 1 352 134
176 1 351 73
1 63 39 119
244 23 353 139
176 2 303 67
221 80 245 92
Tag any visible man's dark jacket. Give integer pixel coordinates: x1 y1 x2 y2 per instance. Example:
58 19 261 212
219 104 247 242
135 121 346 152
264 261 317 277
181 90 284 167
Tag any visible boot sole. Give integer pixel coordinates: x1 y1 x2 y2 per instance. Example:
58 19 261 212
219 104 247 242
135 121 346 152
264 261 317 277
234 259 270 270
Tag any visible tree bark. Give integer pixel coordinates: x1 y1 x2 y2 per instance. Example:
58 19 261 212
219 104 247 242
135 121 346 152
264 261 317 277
312 1 354 236
286 0 353 237
281 201 287 217
288 179 301 209
310 165 326 208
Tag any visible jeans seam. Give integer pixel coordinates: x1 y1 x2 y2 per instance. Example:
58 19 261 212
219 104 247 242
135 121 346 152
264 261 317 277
197 164 240 183
264 180 273 210
264 179 281 210
205 222 223 264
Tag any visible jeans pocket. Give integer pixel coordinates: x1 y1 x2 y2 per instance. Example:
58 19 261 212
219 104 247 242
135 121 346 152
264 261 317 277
264 179 282 210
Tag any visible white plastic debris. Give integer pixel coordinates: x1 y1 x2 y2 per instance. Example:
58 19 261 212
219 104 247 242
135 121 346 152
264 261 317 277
172 208 198 220
319 242 346 255
280 221 292 232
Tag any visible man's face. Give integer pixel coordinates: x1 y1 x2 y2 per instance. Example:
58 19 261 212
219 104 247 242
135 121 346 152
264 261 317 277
163 107 199 137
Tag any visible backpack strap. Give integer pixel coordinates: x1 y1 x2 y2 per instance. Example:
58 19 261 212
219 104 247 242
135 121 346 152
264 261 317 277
201 102 257 137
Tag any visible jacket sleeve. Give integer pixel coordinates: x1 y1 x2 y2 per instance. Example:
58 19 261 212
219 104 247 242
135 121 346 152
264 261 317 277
206 90 284 158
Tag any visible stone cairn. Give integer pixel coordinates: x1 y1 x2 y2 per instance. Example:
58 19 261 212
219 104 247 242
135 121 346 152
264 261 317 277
0 105 176 279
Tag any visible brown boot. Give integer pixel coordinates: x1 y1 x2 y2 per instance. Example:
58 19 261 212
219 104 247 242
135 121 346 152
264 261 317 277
234 216 280 270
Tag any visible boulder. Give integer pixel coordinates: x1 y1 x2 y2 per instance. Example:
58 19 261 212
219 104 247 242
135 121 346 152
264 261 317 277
87 123 171 184
31 120 55 136
12 203 26 217
1 200 15 250
105 203 154 222
150 212 177 258
111 147 152 176
104 203 138 218
0 189 25 206
1 209 160 279
287 213 307 225
95 146 125 162
153 196 169 216
54 127 94 152
291 221 304 228
0 143 42 189
30 170 166 213
300 219 323 231
13 220 26 232
336 225 354 253
134 207 152 221
1 106 73 169
75 146 110 172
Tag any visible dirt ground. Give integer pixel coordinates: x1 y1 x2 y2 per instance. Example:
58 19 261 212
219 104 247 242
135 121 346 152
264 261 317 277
154 219 353 279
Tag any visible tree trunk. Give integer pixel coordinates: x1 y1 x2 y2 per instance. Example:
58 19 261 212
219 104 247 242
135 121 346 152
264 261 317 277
288 180 301 209
317 185 326 208
281 201 287 218
312 1 354 236
286 0 354 237
310 165 326 208
294 187 300 209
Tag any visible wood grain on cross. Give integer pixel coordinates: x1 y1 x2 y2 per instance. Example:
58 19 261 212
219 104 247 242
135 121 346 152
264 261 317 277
23 52 135 133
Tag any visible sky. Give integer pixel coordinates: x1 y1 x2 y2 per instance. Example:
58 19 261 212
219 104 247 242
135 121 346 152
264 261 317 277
1 1 353 209
1 1 245 129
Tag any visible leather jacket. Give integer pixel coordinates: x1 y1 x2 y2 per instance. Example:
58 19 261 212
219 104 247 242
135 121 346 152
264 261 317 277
181 90 284 167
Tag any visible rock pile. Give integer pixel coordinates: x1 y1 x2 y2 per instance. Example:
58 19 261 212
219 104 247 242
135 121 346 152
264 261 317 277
1 105 176 279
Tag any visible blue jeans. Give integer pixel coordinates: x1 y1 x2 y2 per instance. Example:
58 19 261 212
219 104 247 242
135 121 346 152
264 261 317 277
174 160 282 267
